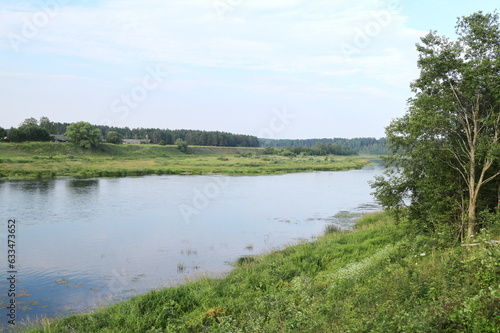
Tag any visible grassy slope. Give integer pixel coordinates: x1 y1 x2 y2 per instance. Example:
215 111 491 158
22 212 500 332
0 142 371 179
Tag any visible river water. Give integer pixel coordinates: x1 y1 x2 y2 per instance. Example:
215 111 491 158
0 165 382 325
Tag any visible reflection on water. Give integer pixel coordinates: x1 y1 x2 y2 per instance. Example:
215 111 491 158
67 179 99 192
0 166 382 326
8 180 56 193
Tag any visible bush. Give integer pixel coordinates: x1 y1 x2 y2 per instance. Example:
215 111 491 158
263 147 275 155
65 122 102 149
106 131 123 144
175 139 188 152
6 125 51 142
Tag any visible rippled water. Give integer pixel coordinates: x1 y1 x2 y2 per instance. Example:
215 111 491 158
0 165 382 326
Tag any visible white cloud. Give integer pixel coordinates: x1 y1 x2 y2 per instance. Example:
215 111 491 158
0 0 429 136
0 0 422 75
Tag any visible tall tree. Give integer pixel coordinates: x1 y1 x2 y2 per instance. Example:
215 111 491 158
175 138 188 153
19 117 38 127
106 131 123 144
7 117 51 142
39 116 56 133
65 121 102 149
20 125 52 142
372 11 500 239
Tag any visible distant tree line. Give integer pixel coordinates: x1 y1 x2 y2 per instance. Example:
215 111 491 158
263 143 358 156
1 118 385 154
259 138 387 155
0 117 260 147
94 125 260 147
0 117 52 142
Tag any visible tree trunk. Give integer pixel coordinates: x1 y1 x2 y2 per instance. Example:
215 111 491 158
467 193 477 237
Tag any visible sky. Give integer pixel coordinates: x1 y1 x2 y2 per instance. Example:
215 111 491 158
0 0 498 139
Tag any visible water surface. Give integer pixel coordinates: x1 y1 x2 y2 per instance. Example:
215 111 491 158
0 166 382 325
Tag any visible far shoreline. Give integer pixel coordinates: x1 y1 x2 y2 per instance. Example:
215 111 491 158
0 142 377 180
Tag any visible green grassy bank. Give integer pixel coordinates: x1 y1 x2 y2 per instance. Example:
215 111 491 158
0 142 371 179
20 212 500 332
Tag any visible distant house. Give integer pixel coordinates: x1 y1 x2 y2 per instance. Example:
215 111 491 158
51 134 70 142
122 139 151 144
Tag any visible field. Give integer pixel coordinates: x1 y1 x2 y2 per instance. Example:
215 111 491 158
19 212 500 332
0 142 372 179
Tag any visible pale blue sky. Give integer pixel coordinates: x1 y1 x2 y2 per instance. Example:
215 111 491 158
0 0 498 138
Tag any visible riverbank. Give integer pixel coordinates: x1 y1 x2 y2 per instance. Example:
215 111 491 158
0 142 372 179
20 212 500 332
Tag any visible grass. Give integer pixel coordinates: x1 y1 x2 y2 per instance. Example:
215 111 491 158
18 212 500 332
0 142 371 179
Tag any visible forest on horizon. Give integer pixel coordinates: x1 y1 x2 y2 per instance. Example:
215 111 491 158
1 117 387 154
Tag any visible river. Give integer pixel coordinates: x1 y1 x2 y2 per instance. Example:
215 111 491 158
0 165 382 326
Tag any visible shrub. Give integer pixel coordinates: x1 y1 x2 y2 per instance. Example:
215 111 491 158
65 122 102 149
175 139 188 152
106 131 123 144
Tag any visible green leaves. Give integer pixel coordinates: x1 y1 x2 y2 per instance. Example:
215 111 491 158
106 131 123 144
373 11 500 239
65 121 102 149
175 138 188 152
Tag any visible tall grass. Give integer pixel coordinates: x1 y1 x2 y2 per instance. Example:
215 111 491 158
20 212 500 332
0 142 370 179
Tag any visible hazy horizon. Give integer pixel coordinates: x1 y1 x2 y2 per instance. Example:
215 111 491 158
1 0 498 139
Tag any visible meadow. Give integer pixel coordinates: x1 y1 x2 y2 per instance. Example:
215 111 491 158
0 142 371 179
19 212 499 332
